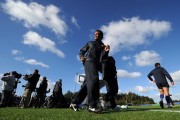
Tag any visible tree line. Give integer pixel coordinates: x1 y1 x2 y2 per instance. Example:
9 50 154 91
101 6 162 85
0 91 155 106
63 91 155 106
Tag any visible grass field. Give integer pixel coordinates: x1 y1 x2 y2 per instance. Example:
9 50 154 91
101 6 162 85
0 105 180 120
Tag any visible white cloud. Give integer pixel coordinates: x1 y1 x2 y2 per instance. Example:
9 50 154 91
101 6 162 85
135 86 157 93
1 0 67 36
12 49 22 55
14 57 24 61
134 50 161 67
148 93 160 103
0 74 3 78
117 69 141 78
71 16 80 29
47 80 56 95
128 62 133 67
24 59 49 68
15 57 49 68
171 70 180 83
23 31 65 58
100 17 171 55
76 55 81 61
121 56 131 61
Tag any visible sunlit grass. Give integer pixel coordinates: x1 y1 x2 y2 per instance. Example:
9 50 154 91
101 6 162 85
0 105 180 120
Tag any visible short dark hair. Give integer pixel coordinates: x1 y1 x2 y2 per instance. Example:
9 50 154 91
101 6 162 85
12 71 17 75
155 63 160 67
34 69 39 73
96 30 103 40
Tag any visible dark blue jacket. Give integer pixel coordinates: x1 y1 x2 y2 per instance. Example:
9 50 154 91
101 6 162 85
147 67 173 83
53 81 62 93
79 40 108 70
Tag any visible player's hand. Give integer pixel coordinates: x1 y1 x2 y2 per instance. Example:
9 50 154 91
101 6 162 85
152 80 156 83
104 45 110 51
171 82 174 86
80 56 86 63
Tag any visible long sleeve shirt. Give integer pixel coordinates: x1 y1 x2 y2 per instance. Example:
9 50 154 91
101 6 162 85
79 40 108 64
23 73 40 91
1 75 16 91
147 67 173 83
38 80 48 93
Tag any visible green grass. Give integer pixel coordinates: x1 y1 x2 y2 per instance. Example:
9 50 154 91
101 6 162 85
0 105 180 120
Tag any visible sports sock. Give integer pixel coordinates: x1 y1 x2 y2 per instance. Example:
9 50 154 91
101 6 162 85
160 94 164 101
165 96 171 107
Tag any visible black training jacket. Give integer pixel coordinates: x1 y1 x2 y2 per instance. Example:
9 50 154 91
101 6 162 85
147 67 173 83
79 40 108 64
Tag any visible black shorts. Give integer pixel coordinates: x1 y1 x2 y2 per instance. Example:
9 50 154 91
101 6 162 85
156 82 169 89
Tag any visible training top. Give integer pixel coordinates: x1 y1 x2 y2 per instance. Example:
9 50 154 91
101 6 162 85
79 40 107 64
38 80 48 93
147 67 173 83
23 73 40 91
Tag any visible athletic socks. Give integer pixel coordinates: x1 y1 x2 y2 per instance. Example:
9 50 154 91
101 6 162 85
165 96 171 107
160 94 164 101
160 94 172 108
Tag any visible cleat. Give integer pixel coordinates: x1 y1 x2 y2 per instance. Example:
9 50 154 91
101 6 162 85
159 101 164 109
171 101 175 106
69 103 78 111
88 107 102 113
168 106 172 108
112 107 120 111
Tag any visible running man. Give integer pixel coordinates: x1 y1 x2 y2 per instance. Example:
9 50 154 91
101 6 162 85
147 63 174 108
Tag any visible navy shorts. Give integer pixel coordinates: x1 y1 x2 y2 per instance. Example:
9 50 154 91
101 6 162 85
156 82 169 89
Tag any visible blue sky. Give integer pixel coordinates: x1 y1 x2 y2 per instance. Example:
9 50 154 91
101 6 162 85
0 0 180 103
